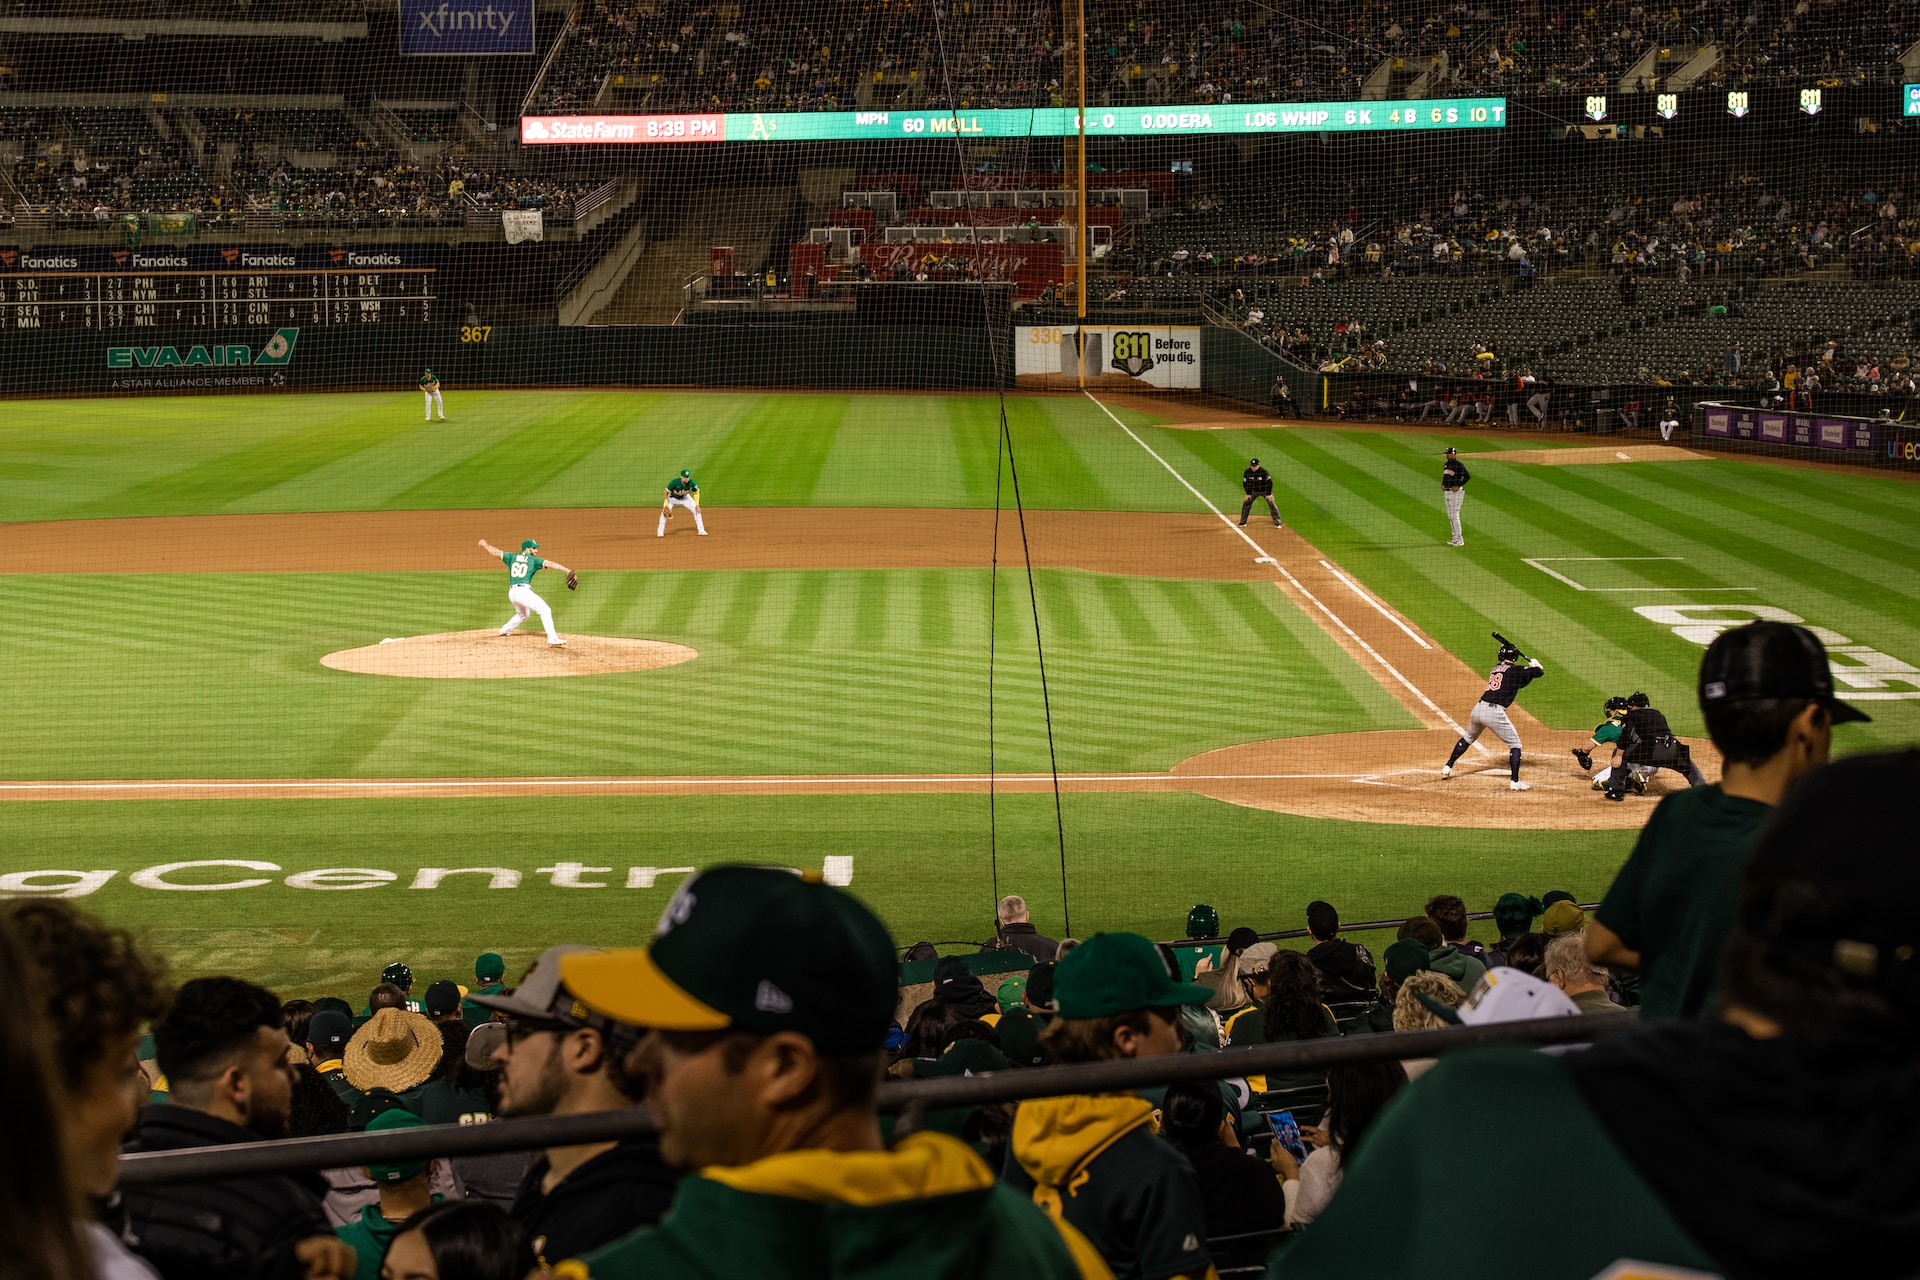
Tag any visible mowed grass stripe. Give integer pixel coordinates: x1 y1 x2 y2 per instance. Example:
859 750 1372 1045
389 395 642 510
0 569 1405 778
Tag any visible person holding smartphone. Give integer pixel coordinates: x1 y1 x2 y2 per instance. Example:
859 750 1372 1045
1265 1061 1409 1227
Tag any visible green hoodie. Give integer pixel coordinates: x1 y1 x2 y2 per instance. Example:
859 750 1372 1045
559 1131 1110 1280
336 1196 444 1280
1005 1095 1216 1280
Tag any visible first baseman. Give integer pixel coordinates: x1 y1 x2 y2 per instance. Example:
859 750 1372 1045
420 368 445 421
478 537 575 646
1441 446 1469 546
1442 638 1544 790
658 469 707 537
1239 457 1281 527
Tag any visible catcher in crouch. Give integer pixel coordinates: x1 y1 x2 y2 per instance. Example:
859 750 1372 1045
1573 695 1652 794
1602 691 1707 801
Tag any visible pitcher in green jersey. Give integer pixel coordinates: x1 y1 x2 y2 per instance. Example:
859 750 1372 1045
479 537 574 646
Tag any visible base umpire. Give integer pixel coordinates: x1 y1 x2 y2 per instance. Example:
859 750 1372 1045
1240 457 1281 527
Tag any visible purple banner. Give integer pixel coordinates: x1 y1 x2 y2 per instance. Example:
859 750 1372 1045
1704 409 1732 437
1760 414 1786 442
1816 418 1850 449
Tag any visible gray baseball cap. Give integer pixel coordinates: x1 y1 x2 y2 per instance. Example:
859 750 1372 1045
464 1021 507 1070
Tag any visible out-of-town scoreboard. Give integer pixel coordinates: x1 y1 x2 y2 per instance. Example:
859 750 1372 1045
0 246 434 331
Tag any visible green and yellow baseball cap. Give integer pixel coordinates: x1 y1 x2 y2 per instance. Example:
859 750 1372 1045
560 865 898 1055
521 539 539 550
1052 932 1213 1020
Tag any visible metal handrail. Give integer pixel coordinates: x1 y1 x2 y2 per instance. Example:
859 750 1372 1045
520 0 585 119
115 1015 1632 1188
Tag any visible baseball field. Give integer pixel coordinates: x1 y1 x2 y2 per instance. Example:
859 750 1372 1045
2 387 1914 996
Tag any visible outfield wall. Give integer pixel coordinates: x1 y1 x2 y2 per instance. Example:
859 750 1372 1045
0 323 1013 395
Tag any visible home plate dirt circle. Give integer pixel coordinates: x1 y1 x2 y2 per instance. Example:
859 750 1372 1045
320 631 699 679
1172 730 1723 830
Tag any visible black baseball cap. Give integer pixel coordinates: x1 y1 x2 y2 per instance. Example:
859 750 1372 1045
1445 446 1458 455
308 1010 353 1052
423 980 462 1018
1743 751 1919 1015
1698 621 1869 724
560 866 899 1055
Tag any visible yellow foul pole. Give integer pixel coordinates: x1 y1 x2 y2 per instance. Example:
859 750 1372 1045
1076 0 1087 386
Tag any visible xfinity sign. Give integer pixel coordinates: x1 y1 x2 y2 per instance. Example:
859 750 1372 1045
398 0 534 55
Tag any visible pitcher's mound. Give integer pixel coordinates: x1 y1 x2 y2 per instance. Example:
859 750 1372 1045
321 631 699 679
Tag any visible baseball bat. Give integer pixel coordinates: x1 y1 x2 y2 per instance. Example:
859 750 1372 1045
1491 631 1529 663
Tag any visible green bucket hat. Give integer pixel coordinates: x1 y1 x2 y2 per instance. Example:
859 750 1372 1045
1054 932 1214 1019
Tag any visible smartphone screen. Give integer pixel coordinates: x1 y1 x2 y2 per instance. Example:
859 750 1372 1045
1265 1109 1308 1161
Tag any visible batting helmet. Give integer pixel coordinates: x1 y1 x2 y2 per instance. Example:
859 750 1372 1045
1497 643 1521 664
1186 903 1220 939
381 961 414 988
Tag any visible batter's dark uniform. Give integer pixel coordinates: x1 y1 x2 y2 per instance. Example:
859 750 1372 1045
1240 459 1281 527
1604 704 1707 800
1443 650 1544 788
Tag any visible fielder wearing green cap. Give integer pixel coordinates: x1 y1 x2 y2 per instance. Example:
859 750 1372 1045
1004 932 1215 1280
554 865 1112 1280
335 1108 445 1280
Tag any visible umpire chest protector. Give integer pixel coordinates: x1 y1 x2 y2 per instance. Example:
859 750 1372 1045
1621 706 1676 749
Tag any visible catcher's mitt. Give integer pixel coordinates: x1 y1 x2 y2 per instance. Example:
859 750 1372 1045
566 571 579 591
1571 747 1593 770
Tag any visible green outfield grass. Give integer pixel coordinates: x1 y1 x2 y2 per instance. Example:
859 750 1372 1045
3 793 1628 995
2 387 1914 986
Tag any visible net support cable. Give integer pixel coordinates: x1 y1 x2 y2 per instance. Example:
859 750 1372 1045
116 1016 1632 1188
928 0 1073 938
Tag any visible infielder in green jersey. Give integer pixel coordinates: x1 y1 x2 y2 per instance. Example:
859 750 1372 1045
479 537 574 646
657 469 707 536
420 368 444 421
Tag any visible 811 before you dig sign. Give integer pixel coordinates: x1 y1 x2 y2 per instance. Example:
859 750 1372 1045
0 857 854 899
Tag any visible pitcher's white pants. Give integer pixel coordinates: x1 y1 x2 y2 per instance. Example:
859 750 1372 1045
501 584 560 642
658 494 707 535
423 388 444 420
1444 488 1466 544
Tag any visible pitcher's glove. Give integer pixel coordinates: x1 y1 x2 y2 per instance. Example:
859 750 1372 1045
566 571 579 591
1571 747 1593 770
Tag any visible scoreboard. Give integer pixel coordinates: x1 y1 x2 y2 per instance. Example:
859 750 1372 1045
0 247 436 332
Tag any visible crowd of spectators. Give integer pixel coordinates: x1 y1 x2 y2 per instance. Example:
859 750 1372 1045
1 620 1906 1280
528 0 1918 113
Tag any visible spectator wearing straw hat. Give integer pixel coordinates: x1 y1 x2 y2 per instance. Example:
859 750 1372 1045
468 944 677 1269
342 1007 442 1122
554 866 1109 1279
334 1109 446 1280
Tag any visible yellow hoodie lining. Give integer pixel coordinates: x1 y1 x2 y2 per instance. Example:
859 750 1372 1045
1011 1095 1157 1213
701 1131 995 1206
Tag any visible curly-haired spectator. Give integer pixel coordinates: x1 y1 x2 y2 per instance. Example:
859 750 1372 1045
7 901 173 1278
0 910 92 1280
